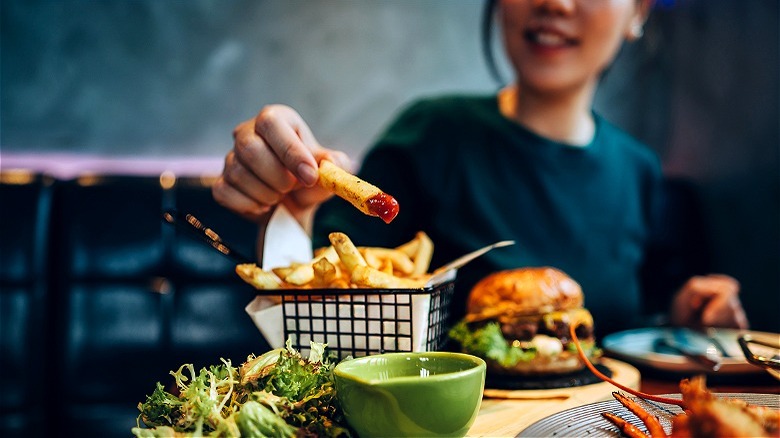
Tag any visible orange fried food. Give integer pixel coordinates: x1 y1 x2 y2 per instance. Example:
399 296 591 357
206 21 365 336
676 375 779 437
570 320 779 438
602 411 651 438
612 392 668 438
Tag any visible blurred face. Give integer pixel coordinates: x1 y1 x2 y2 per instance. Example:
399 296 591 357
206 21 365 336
499 0 647 94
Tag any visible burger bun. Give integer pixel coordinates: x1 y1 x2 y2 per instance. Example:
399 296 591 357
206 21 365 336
466 267 583 321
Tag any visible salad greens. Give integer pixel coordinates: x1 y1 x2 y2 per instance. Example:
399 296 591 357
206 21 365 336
132 340 352 438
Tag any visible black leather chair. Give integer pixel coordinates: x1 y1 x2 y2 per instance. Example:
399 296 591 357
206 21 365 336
45 174 268 437
47 176 172 436
0 173 52 438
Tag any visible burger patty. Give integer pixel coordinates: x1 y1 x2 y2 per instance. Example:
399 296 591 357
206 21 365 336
499 318 593 344
466 307 595 347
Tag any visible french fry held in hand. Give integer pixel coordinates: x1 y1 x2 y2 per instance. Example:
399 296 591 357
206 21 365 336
317 159 399 224
235 231 434 290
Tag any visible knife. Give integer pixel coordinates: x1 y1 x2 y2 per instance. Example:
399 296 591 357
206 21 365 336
697 327 732 358
655 332 722 372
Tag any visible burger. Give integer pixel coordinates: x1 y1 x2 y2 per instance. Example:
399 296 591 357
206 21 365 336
449 267 599 375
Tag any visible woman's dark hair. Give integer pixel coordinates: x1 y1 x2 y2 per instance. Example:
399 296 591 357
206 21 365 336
481 0 503 85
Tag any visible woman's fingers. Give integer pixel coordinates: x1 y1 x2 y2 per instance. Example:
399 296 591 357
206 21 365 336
233 118 299 194
701 289 749 329
221 150 287 207
212 173 270 223
215 105 350 223
673 274 748 328
319 149 356 173
253 105 321 186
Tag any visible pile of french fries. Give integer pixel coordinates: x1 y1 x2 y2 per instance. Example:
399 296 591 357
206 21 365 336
236 231 434 290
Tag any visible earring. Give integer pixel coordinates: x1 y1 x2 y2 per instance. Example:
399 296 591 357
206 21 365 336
631 23 644 39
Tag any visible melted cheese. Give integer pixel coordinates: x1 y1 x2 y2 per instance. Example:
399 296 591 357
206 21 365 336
542 308 594 332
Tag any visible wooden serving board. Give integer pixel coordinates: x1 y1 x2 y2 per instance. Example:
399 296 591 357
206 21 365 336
467 358 641 437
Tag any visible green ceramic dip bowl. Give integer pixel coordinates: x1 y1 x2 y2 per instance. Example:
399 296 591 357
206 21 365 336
333 351 486 437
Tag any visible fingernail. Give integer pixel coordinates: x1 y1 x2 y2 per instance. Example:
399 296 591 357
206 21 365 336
297 162 319 186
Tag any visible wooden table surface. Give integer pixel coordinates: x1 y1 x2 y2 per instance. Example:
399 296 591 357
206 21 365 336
467 358 640 437
467 358 780 437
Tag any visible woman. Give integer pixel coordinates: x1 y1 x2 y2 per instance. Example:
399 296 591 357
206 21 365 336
213 0 747 336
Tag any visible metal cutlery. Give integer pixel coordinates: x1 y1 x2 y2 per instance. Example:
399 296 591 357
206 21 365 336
162 209 255 265
425 240 515 286
738 334 780 380
654 329 723 372
654 337 722 371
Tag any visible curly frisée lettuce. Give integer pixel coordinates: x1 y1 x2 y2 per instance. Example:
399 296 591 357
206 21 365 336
132 340 352 437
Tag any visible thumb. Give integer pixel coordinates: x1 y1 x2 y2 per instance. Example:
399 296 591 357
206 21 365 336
314 148 356 174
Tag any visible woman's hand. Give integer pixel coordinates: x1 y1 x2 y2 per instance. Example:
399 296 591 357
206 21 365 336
212 104 352 226
670 274 749 329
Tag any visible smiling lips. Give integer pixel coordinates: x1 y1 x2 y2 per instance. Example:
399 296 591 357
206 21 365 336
524 26 577 50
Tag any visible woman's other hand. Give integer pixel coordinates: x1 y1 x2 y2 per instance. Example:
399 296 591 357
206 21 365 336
213 104 352 225
670 274 749 329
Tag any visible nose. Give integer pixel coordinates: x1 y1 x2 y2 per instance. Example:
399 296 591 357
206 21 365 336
531 0 575 15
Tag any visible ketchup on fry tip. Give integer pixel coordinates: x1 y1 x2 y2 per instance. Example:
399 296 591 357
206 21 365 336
367 193 399 224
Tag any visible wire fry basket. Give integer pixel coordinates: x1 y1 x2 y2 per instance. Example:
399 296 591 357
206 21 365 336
249 280 455 360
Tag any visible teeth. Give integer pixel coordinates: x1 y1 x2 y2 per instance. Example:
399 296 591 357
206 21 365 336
533 32 567 46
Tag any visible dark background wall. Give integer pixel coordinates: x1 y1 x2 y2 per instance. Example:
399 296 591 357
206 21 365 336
2 0 778 332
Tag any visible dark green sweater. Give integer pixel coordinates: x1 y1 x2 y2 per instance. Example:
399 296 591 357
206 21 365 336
314 95 662 336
